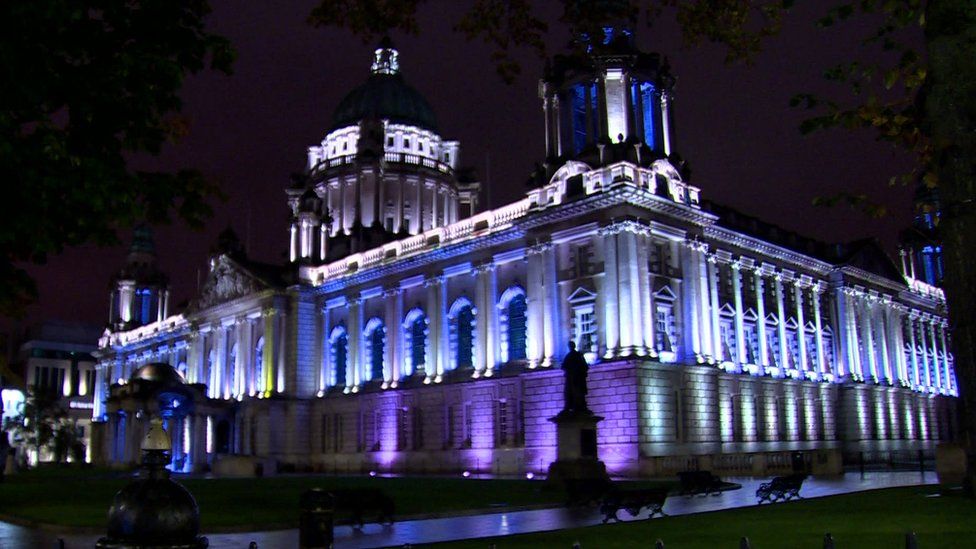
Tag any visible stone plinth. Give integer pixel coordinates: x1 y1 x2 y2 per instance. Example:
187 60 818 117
546 410 609 483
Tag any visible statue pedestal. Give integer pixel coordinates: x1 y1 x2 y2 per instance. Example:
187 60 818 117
546 410 609 483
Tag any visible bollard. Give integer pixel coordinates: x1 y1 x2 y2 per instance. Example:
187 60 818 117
859 451 865 478
739 536 751 549
572 542 581 549
823 533 835 549
905 531 918 549
655 540 665 549
918 450 925 476
249 543 258 549
299 488 335 549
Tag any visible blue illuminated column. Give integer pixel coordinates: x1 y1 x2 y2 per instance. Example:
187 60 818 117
707 255 722 364
474 262 499 377
774 273 788 376
347 297 362 392
542 244 559 367
697 245 715 361
318 306 330 395
383 287 402 388
858 299 877 381
906 313 920 388
732 261 746 368
600 227 620 358
185 330 200 384
927 319 942 391
423 276 440 383
526 243 547 367
680 240 705 362
755 270 769 371
812 284 826 377
877 303 893 383
793 281 807 374
939 322 953 394
660 91 673 156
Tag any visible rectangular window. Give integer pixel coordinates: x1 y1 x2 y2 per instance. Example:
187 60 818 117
412 408 424 450
445 405 455 448
397 408 408 451
464 403 473 447
321 414 329 453
333 414 343 453
497 400 509 447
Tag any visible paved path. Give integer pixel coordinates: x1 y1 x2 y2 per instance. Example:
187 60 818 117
1 471 937 549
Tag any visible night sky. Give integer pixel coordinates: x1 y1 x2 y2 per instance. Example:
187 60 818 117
20 1 917 331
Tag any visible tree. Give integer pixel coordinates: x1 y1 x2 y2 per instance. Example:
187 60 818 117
0 1 234 316
2 391 73 465
310 0 976 493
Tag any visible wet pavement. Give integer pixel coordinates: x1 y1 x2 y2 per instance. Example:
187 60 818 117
1 471 937 549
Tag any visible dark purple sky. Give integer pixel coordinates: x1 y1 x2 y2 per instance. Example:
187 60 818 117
20 1 917 329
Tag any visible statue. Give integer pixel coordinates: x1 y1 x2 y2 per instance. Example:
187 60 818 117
562 341 590 413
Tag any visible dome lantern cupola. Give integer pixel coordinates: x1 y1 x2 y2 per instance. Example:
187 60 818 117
293 40 481 265
109 225 170 331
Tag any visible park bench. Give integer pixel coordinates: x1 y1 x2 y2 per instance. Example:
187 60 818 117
330 488 395 529
676 470 742 496
755 474 807 504
599 486 670 523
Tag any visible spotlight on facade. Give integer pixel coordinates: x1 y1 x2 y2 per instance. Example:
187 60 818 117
525 472 534 480
369 471 376 477
462 471 471 478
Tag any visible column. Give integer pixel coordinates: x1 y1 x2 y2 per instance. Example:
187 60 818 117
907 314 920 389
261 310 276 397
319 307 330 395
681 241 704 361
755 270 768 370
732 261 746 367
289 223 298 262
186 331 200 384
424 276 441 383
600 227 620 358
939 322 952 394
707 256 722 363
812 285 826 376
415 179 424 232
774 275 788 374
119 281 135 323
927 319 942 391
234 318 246 398
794 281 807 373
216 325 228 398
526 243 547 366
860 300 877 381
919 315 932 389
436 277 449 381
348 297 363 392
637 232 655 355
275 308 287 393
432 187 440 228
617 229 635 352
697 245 714 360
542 243 559 366
382 287 402 388
474 263 499 377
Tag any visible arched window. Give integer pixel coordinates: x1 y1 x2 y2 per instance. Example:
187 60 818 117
254 336 265 394
329 327 347 387
449 297 475 370
498 286 527 363
403 308 427 377
364 318 385 382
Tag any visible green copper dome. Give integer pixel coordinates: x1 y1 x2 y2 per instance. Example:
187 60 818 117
330 43 439 133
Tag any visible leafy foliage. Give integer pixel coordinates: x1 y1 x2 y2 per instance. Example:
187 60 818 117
309 0 794 82
0 1 234 316
2 390 78 464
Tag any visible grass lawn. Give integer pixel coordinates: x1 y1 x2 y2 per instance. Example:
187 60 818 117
435 486 976 548
0 466 574 530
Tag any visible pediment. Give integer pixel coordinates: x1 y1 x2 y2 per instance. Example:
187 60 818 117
568 286 597 303
192 255 268 311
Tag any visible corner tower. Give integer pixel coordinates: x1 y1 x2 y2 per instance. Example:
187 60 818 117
109 225 169 330
289 39 480 264
539 25 677 177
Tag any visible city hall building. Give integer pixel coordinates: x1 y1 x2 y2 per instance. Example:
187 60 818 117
91 32 958 477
